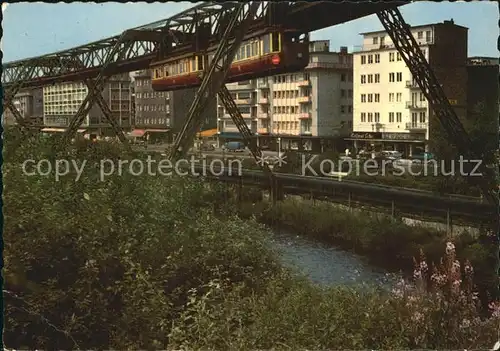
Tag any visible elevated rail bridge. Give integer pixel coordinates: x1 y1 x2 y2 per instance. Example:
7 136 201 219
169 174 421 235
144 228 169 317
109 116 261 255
3 1 499 212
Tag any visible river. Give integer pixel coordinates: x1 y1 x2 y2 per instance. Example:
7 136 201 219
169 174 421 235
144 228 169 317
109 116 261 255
269 229 399 288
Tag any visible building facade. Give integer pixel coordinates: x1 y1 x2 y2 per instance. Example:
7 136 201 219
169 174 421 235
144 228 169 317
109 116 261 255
133 69 216 142
4 88 43 126
217 40 353 150
42 73 132 136
351 19 468 156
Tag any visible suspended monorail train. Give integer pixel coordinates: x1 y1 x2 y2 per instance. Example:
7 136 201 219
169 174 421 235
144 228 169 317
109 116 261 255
151 29 310 91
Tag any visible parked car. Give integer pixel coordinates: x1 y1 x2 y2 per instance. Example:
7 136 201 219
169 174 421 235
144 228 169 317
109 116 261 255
224 141 246 152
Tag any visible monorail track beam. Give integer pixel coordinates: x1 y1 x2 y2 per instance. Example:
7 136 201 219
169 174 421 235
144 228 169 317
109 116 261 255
377 8 498 208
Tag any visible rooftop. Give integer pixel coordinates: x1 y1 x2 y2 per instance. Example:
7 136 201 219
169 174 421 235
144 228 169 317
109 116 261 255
360 19 468 36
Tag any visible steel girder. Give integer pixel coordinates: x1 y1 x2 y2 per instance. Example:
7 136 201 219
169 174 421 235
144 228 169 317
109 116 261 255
169 2 261 162
377 8 499 207
2 1 411 89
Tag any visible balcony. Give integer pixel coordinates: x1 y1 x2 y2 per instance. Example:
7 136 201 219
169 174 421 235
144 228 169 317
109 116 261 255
258 97 269 104
257 128 269 134
405 80 419 89
297 80 311 87
299 112 311 119
258 112 269 119
300 129 312 135
234 98 254 105
306 62 352 70
405 101 428 109
297 96 311 104
406 122 427 130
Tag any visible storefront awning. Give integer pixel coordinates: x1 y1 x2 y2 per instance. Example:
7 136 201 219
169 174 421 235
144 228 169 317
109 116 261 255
41 128 86 133
130 129 146 137
199 128 217 137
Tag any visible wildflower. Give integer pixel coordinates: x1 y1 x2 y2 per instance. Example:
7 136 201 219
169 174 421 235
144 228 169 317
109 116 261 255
445 241 455 255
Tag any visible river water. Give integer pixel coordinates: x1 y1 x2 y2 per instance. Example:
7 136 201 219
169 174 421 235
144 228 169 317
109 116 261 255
269 229 399 288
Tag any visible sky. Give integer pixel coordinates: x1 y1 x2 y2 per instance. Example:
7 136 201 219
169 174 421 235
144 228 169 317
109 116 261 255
2 1 498 63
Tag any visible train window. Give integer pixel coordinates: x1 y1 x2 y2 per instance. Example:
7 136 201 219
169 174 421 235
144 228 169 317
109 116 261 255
262 34 270 54
191 59 196 72
246 45 251 58
271 33 280 52
252 42 259 56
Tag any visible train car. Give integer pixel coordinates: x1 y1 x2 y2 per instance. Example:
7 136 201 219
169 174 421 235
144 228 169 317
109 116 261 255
151 29 309 91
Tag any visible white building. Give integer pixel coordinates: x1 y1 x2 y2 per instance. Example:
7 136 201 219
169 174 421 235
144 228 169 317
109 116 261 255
217 40 353 151
351 19 468 156
43 82 90 128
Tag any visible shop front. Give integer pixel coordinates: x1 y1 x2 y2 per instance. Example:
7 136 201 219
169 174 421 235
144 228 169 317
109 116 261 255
346 132 427 157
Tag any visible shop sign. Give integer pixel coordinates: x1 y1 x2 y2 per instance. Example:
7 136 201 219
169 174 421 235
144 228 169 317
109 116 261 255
383 132 426 141
349 132 381 139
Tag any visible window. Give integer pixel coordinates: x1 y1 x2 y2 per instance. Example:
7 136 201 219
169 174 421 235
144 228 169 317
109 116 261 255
419 92 425 101
361 55 366 64
397 52 401 61
348 105 353 113
396 93 402 102
372 37 379 45
396 72 402 82
396 112 402 123
368 74 373 83
374 74 380 83
375 54 380 63
374 112 380 123
361 112 366 122
389 73 395 82
425 30 432 43
368 55 373 64
341 74 346 81
389 112 395 123
419 112 426 123
368 113 373 122
375 94 380 102
417 31 423 39
368 94 373 103
389 52 395 62
348 89 353 98
361 75 366 84
341 89 346 97
341 105 346 113
361 94 366 103
389 93 394 102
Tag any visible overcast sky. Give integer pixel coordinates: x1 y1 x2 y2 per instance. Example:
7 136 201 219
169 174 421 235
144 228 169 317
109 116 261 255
3 1 498 62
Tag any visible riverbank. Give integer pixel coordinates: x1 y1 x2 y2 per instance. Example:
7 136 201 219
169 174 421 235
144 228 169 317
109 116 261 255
235 194 497 300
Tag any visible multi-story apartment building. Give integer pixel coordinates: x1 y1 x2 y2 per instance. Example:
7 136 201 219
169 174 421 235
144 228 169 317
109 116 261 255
42 73 132 136
217 40 353 150
466 57 499 152
351 19 468 156
4 88 43 126
133 69 216 142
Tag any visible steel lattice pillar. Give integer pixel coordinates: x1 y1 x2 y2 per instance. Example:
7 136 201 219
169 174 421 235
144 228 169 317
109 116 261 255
83 80 129 145
3 65 37 128
377 8 498 207
168 2 261 162
61 31 136 145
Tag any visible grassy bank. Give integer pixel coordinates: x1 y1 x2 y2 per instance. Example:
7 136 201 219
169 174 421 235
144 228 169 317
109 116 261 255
3 133 499 349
